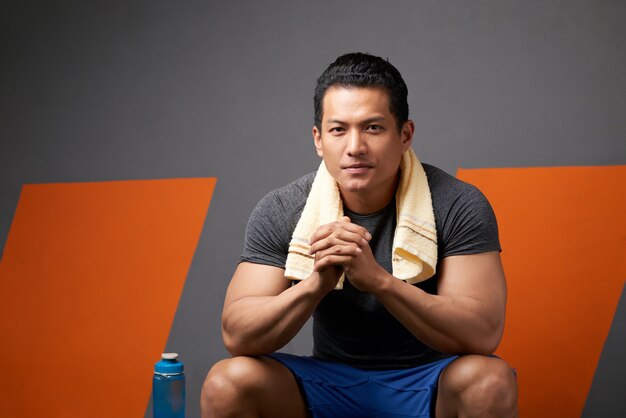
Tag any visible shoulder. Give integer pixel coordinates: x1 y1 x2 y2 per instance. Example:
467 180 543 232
422 163 500 257
251 171 315 226
423 163 492 214
423 163 483 200
240 171 315 267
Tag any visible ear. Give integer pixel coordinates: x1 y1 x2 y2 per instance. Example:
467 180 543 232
400 120 414 152
312 126 324 158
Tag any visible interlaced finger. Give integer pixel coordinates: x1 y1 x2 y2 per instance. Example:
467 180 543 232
309 228 368 254
309 218 371 249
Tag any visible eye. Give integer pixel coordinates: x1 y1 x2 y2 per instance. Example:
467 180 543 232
366 124 384 133
329 126 345 135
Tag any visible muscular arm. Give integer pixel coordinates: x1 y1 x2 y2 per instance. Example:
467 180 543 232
370 252 506 355
310 219 506 355
221 263 332 356
223 214 370 356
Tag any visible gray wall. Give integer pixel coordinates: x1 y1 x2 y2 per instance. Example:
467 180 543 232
2 1 625 417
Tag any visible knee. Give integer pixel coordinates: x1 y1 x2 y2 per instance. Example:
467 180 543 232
439 355 517 416
202 356 263 398
201 357 263 417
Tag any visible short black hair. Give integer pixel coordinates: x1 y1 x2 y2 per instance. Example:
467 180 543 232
314 52 409 131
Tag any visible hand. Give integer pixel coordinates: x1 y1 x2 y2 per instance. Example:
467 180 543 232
312 265 344 294
309 216 370 270
309 217 388 293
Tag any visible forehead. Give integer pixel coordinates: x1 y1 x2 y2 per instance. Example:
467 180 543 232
321 86 392 122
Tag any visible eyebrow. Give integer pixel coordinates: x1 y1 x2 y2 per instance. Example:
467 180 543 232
325 116 388 125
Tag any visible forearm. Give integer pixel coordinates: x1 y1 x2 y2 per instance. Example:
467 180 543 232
222 274 330 356
373 272 504 355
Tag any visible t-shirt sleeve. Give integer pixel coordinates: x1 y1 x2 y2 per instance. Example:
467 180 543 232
239 192 297 269
438 184 501 258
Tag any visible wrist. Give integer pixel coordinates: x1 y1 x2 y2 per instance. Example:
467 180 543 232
305 269 340 296
368 267 395 296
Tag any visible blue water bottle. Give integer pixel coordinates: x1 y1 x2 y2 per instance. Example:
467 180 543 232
153 353 186 418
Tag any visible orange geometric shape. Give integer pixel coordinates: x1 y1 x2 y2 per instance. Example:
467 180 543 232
457 165 626 418
0 178 216 418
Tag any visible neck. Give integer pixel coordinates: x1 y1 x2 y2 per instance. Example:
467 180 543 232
340 173 399 215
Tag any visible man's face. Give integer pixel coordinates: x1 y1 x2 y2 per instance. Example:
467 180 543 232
312 86 413 210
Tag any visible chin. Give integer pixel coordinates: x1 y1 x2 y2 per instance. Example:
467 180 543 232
339 179 371 193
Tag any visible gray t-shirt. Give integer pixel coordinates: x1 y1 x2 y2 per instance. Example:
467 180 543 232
240 163 500 369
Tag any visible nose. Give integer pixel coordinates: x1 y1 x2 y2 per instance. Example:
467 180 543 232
346 130 367 157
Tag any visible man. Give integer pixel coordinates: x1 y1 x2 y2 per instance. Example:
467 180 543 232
201 53 518 417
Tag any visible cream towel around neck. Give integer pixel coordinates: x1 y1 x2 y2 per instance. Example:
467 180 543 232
284 148 437 289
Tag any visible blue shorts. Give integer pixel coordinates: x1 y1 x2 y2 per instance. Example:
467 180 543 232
268 353 458 418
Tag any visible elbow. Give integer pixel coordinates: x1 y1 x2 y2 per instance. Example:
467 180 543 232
453 336 500 356
222 325 250 357
221 313 247 356
222 332 240 356
475 313 505 354
437 333 500 356
450 317 503 356
471 336 501 356
222 325 269 357
464 324 504 356
221 317 241 356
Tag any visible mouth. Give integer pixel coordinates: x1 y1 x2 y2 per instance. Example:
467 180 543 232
342 163 373 174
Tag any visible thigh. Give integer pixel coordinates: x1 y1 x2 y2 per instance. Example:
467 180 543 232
203 356 309 418
270 353 457 418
